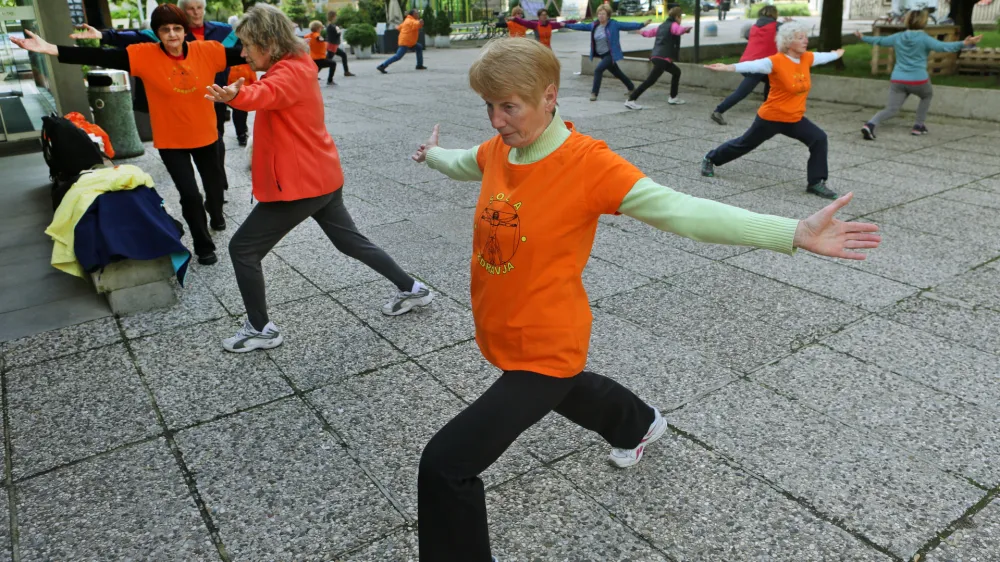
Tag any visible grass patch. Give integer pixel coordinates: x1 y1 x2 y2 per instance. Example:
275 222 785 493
703 30 1000 89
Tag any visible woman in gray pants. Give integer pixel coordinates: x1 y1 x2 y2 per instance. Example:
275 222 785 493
856 10 981 138
207 5 433 353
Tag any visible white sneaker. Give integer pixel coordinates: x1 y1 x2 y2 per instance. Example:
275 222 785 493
608 407 667 468
222 319 283 353
382 281 434 316
624 100 643 110
668 97 686 105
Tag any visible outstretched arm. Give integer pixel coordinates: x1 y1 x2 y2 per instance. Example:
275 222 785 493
12 30 131 70
511 16 539 30
812 49 844 66
549 19 577 29
616 20 649 31
618 180 880 259
923 33 982 52
705 56 772 74
411 125 484 181
856 31 896 47
564 22 593 31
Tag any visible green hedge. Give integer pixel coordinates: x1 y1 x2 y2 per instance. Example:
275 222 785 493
343 23 377 48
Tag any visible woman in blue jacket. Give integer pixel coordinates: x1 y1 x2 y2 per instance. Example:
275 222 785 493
566 6 651 101
856 10 980 139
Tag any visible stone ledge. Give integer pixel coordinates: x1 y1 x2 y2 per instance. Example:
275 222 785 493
90 257 178 315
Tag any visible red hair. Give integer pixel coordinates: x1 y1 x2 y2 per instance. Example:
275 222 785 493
150 4 190 36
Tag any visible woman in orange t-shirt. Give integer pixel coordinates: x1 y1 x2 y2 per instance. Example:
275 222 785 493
702 21 844 200
510 9 577 48
305 20 336 85
504 6 528 37
14 4 247 265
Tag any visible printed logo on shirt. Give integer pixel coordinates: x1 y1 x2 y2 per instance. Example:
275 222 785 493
169 62 199 94
792 72 808 94
474 192 525 276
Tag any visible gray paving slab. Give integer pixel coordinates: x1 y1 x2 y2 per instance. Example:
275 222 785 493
924 498 1000 562
7 344 159 478
117 272 229 339
591 224 714 279
131 318 293 428
932 261 1000 311
263 295 404 391
937 185 1000 210
272 238 388 293
16 439 214 561
199 251 322 318
865 196 1000 251
308 362 539 519
486 468 670 562
174 398 404 560
0 316 121 370
882 295 1000 356
557 439 892 562
825 315 1000 413
754 345 1000 486
341 528 418 562
582 255 653 303
668 380 982 558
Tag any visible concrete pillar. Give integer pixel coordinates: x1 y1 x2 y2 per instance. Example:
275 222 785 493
35 1 91 119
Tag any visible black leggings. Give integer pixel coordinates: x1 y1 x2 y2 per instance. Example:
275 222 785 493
313 58 335 82
418 369 655 560
158 143 225 257
325 48 349 74
708 116 829 186
630 58 681 100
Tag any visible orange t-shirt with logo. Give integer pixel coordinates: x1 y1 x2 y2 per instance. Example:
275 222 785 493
537 24 553 47
471 125 645 378
227 64 257 85
758 51 813 123
305 32 326 60
126 41 225 149
507 19 528 37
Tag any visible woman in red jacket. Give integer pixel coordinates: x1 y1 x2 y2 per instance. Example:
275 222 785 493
206 5 433 353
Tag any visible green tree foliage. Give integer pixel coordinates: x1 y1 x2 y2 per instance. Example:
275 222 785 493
358 0 387 24
435 9 451 35
343 22 377 47
282 0 310 27
422 4 436 35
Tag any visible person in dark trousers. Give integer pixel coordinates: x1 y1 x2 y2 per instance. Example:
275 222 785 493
377 9 428 73
625 6 691 109
711 6 788 125
943 0 977 40
304 20 336 84
718 0 731 20
18 4 250 265
565 5 651 101
325 11 355 77
71 0 238 194
702 21 844 200
207 5 434 353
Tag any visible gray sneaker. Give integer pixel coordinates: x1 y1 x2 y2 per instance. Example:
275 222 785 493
700 156 715 177
806 179 838 200
711 111 727 125
382 282 434 316
222 320 283 353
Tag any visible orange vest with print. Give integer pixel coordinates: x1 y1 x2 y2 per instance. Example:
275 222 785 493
305 32 326 59
507 20 528 37
127 41 224 150
537 24 553 47
757 51 813 123
472 125 645 378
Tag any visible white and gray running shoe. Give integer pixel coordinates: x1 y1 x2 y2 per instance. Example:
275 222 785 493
608 407 668 468
222 320 284 353
382 282 434 316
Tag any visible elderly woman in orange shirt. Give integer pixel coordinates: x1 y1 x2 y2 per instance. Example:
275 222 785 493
510 9 577 48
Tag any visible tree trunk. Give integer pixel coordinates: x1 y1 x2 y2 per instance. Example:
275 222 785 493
819 0 845 69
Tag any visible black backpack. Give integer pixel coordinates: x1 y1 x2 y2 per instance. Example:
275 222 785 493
41 114 107 209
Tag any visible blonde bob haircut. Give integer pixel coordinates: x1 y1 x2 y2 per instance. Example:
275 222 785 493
775 20 809 52
309 20 323 32
511 6 524 17
905 9 929 29
235 4 308 63
668 6 682 19
469 38 560 103
596 4 614 17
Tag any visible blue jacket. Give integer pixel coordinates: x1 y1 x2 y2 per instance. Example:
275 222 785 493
566 19 646 61
862 30 964 82
100 21 239 87
74 186 191 286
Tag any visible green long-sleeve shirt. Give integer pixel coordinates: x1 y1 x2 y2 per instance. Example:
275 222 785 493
425 110 800 255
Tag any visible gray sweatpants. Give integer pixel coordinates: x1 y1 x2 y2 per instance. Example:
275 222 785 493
229 189 414 331
869 81 934 126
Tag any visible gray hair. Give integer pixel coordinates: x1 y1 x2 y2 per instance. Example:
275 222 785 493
235 4 308 63
775 20 809 52
178 0 206 9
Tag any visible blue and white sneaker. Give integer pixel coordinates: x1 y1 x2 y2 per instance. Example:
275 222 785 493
222 320 283 353
608 408 668 468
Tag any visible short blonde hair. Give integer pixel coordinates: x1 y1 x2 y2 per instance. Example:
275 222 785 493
905 9 929 29
668 6 682 19
511 6 524 17
236 4 308 62
596 4 613 17
309 20 322 32
469 38 560 103
775 20 809 52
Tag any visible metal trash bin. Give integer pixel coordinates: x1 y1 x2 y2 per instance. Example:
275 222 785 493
87 69 144 158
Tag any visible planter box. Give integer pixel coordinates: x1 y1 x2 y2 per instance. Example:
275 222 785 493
355 45 373 59
580 55 1000 122
435 35 451 48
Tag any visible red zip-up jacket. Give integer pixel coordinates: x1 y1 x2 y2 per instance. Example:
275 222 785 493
229 53 344 202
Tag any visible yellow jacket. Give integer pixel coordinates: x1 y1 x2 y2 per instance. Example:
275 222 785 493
46 165 154 278
398 15 423 47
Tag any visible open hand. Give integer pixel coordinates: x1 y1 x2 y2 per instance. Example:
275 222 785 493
703 63 734 72
964 35 983 46
793 193 881 260
70 23 102 40
412 124 439 163
854 30 864 39
204 78 244 103
10 29 58 56
833 48 845 58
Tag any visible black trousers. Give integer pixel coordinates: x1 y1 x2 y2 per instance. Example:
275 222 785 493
592 53 635 95
707 115 828 185
158 143 225 257
630 58 681 100
325 48 349 74
214 103 230 191
232 109 248 139
418 369 655 561
313 58 335 82
229 189 413 331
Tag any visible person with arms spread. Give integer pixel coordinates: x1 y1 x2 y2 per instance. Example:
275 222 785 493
625 6 692 109
377 9 428 74
509 9 577 48
565 6 651 101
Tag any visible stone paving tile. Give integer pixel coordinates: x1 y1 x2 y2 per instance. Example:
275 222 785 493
7 344 159 478
199 251 321 318
487 468 670 562
825 315 1000 412
754 345 1000 486
970 176 1000 193
0 316 121 370
753 178 922 218
892 148 1000 177
341 528 418 561
264 295 404 391
725 250 918 312
117 272 228 339
924 498 1000 562
852 160 983 187
558 440 891 562
16 439 214 561
591 225 714 279
941 137 1000 158
175 398 404 560
669 380 982 558
882 295 1000 356
309 362 539 519
932 261 1000 311
646 169 750 200
409 177 481 209
273 238 388 293
937 185 1000 210
718 188 828 221
131 318 292 428
582 256 653 303
332 279 472 357
409 206 477 249
866 196 1000 251
0 494 7 562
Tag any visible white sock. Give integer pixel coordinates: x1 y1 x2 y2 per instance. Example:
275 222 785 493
410 280 425 293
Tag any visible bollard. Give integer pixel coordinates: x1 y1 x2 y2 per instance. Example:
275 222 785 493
87 69 144 158
705 23 718 37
